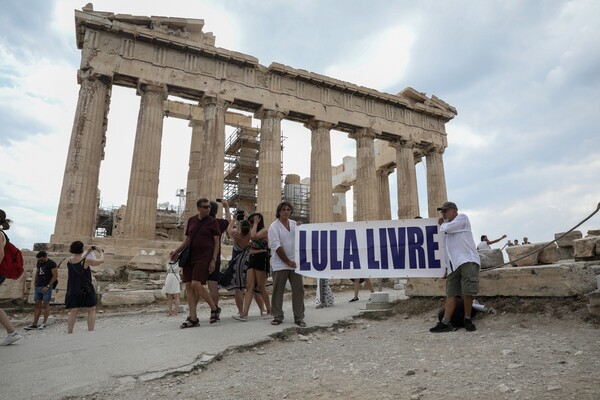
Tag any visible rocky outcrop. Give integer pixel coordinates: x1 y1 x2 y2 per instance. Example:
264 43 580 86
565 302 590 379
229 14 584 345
101 290 157 306
406 262 597 297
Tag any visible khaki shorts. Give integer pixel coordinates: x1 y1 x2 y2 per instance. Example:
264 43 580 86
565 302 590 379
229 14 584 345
446 262 480 296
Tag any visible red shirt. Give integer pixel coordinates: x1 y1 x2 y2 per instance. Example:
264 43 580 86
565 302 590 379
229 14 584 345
185 215 220 264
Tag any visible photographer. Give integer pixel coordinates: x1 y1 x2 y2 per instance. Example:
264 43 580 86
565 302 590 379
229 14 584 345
65 242 104 334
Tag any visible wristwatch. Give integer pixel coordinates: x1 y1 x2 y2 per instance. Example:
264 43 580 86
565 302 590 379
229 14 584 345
46 285 51 289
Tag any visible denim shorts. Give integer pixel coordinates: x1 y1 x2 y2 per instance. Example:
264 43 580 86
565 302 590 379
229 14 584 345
446 262 480 296
34 286 53 302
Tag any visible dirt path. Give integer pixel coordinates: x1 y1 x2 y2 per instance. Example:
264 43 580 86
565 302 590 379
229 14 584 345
81 298 600 400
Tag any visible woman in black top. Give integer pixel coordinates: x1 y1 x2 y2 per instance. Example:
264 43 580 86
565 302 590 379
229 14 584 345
65 241 104 333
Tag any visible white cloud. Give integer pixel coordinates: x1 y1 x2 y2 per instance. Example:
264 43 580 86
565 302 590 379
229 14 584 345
325 25 415 91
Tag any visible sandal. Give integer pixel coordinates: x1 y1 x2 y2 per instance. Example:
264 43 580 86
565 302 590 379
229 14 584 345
216 307 222 321
349 298 359 302
180 316 200 329
295 320 307 328
271 319 283 326
210 308 219 324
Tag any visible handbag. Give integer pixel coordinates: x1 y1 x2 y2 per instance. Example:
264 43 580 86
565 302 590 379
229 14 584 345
177 223 200 267
178 245 191 267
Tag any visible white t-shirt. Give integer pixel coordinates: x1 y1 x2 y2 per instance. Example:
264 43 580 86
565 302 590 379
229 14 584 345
268 218 297 272
439 213 480 272
477 241 491 250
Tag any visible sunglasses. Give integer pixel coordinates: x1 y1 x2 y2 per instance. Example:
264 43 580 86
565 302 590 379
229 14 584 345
198 205 210 209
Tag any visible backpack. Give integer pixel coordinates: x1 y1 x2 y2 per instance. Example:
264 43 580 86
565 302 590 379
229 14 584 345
0 231 25 280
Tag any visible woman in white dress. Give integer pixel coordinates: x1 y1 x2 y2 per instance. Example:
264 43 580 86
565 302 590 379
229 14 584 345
164 261 181 316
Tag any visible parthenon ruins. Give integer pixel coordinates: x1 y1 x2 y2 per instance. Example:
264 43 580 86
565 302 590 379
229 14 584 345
51 4 456 246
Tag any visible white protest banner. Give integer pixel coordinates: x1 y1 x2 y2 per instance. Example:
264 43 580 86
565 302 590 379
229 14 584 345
294 218 447 279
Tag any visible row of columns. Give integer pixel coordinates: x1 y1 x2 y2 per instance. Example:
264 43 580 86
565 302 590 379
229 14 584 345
53 71 448 242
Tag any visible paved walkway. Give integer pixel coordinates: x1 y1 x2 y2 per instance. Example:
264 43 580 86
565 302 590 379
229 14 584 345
0 289 406 399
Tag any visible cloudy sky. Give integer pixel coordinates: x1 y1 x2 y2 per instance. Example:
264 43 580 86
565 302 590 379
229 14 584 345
1 0 599 250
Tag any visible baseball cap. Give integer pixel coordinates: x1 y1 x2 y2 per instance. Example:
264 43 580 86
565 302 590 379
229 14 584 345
437 201 458 211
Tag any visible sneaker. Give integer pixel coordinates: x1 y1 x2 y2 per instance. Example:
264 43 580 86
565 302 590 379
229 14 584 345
38 323 47 330
232 315 248 322
0 332 22 346
23 325 37 331
464 318 477 332
429 321 457 333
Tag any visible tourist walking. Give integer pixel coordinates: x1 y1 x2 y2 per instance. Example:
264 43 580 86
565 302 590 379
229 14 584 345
171 198 220 328
348 278 375 302
65 241 105 333
0 209 22 345
24 251 58 330
429 201 481 333
207 200 231 321
268 202 305 327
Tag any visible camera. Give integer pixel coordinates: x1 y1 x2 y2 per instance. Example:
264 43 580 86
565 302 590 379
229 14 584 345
216 198 222 203
236 210 245 221
91 246 96 250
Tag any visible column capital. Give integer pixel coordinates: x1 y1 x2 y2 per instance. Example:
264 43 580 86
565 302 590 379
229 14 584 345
390 138 417 150
137 82 168 98
201 96 230 109
377 165 395 176
77 69 112 86
255 108 286 121
348 128 378 141
425 144 445 155
304 119 335 131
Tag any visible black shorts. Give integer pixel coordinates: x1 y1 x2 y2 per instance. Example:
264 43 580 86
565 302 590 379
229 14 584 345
248 251 269 272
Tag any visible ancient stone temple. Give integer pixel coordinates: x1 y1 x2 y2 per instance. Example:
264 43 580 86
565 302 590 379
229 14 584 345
51 4 456 246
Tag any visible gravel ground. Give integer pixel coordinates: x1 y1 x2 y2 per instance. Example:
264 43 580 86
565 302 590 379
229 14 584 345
54 296 600 400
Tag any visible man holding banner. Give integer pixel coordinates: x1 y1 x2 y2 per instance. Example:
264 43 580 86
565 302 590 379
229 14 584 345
269 202 306 327
429 202 481 333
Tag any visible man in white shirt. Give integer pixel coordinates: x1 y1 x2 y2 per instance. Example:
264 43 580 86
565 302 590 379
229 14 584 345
268 201 305 327
430 202 481 333
477 234 507 250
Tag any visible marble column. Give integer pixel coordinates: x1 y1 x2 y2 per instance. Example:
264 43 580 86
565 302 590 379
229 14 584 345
123 83 168 240
426 145 448 217
256 109 285 226
332 190 348 222
306 120 334 223
376 167 393 220
349 128 378 221
183 118 204 224
197 97 228 201
392 139 420 219
52 70 112 241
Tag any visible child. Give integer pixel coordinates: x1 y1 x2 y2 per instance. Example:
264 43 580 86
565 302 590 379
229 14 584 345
164 261 181 316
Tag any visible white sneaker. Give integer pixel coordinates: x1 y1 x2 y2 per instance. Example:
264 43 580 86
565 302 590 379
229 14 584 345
38 323 47 330
1 332 22 346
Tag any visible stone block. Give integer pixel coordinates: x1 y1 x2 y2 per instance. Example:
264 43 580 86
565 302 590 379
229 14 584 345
555 230 582 247
588 289 600 307
557 247 574 261
370 292 389 303
478 249 504 269
91 265 117 281
101 290 157 306
539 244 558 264
0 274 26 299
127 254 168 271
126 269 149 280
573 237 600 259
588 230 600 237
406 263 597 297
505 243 547 266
